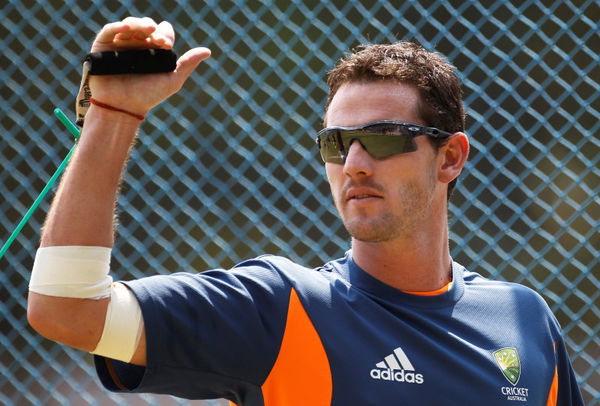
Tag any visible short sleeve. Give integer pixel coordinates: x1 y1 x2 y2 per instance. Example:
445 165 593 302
95 257 293 401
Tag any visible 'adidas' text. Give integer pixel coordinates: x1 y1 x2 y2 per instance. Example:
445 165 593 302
370 346 425 385
370 368 424 384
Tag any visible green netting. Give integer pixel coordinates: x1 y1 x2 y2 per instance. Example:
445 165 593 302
1 1 598 405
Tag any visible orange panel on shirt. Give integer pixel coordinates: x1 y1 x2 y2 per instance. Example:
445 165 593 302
545 341 558 406
261 288 332 405
546 366 558 406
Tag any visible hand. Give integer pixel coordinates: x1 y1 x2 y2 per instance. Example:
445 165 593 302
88 17 211 116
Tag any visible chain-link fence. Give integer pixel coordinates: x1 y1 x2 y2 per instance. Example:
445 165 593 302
1 0 598 405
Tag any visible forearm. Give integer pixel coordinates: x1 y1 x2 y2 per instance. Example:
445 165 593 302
30 107 141 352
28 16 210 364
40 105 142 247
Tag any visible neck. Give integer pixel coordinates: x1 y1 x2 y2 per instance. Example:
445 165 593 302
350 214 452 292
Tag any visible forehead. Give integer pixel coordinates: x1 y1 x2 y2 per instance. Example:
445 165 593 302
326 81 424 127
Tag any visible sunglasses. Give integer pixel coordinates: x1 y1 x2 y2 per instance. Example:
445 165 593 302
316 120 453 164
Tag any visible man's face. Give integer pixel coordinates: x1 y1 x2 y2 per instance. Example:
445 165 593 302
325 81 444 243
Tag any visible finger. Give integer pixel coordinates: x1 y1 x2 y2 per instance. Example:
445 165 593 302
173 47 212 85
157 21 175 41
122 16 156 28
95 18 156 50
133 17 158 39
151 21 175 48
95 21 131 44
115 31 133 41
112 17 156 41
141 16 157 24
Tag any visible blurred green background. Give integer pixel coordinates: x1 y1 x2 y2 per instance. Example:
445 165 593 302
1 1 598 404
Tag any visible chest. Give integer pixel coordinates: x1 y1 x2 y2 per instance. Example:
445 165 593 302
302 291 556 405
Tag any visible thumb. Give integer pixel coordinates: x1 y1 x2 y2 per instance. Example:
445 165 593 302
173 47 212 84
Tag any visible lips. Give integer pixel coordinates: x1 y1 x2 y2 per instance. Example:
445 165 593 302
345 187 383 201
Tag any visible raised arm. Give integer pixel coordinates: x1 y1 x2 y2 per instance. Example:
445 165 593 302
27 17 211 366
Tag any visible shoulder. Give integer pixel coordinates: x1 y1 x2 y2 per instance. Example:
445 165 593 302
235 254 311 274
454 267 567 343
229 255 348 308
233 254 342 284
126 254 339 299
461 268 556 321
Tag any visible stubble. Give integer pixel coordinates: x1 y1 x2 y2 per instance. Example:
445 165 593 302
339 174 437 243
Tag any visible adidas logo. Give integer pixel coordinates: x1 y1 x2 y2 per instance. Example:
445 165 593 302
370 347 424 384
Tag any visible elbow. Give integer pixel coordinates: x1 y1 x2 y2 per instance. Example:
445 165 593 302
27 292 52 338
27 291 107 351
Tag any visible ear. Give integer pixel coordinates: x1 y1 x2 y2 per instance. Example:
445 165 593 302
438 132 469 185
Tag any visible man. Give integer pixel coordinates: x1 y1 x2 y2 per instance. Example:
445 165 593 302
27 17 583 405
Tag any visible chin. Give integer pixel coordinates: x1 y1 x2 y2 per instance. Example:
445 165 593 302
344 218 401 243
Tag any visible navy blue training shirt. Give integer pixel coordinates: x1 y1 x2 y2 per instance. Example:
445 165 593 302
95 252 583 405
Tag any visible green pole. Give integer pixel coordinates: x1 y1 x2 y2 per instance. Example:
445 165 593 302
0 109 80 259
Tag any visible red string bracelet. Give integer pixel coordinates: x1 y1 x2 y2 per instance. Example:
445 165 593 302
89 98 145 121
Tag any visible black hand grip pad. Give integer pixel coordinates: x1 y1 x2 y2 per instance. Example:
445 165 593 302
85 49 177 75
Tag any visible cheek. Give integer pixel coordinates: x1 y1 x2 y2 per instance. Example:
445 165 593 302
411 140 440 176
325 165 343 201
325 164 338 186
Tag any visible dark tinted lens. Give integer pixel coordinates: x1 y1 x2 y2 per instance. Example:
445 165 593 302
318 131 344 164
341 133 416 160
317 122 425 163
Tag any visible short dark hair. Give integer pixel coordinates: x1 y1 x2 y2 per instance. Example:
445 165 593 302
325 41 466 199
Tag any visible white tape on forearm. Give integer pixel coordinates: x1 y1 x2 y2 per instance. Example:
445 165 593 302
91 282 144 363
29 246 113 299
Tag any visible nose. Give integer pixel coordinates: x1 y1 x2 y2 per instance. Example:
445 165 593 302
343 139 374 177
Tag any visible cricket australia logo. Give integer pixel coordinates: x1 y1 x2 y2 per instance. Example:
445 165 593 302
493 347 521 385
370 347 424 384
493 347 529 402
